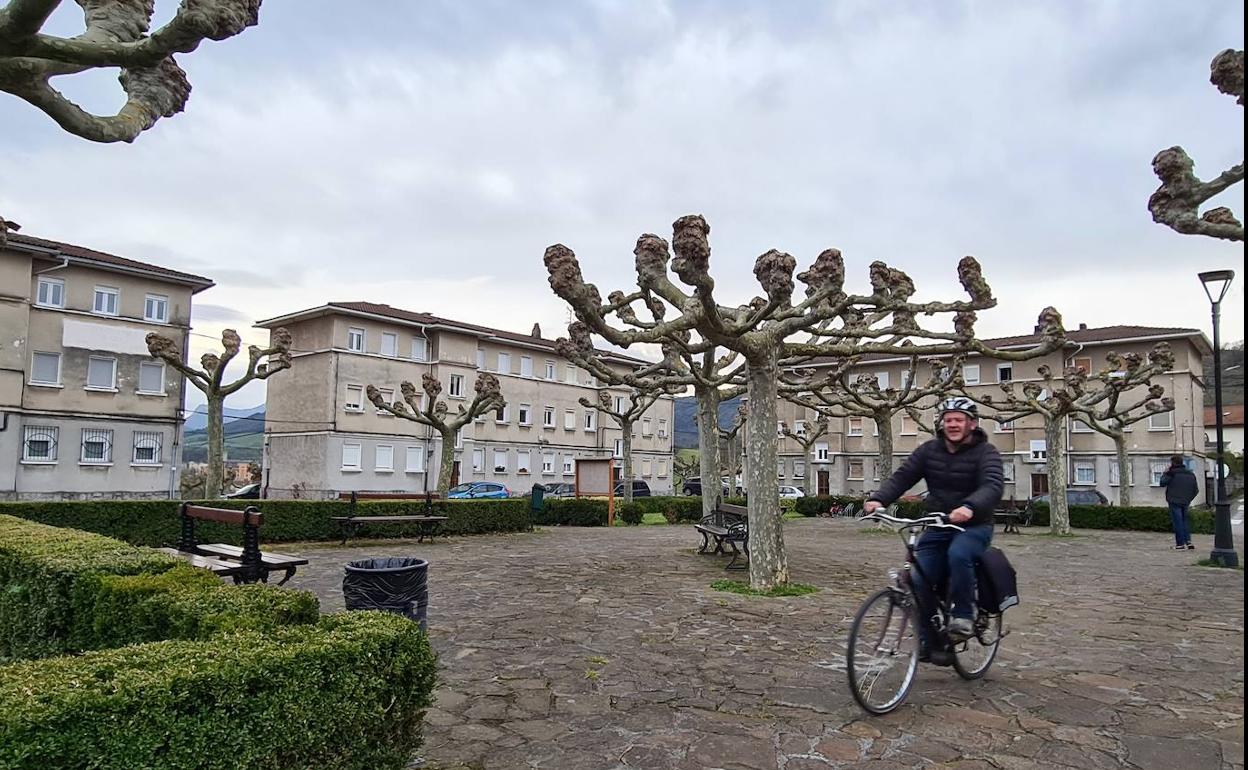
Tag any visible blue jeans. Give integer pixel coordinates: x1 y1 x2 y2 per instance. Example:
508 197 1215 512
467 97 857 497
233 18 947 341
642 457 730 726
910 524 993 648
1169 502 1191 546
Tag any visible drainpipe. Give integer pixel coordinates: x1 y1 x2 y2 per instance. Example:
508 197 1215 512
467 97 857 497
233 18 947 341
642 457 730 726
32 257 70 275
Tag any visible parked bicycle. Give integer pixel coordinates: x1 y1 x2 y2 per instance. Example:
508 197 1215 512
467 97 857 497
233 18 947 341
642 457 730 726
845 511 1006 714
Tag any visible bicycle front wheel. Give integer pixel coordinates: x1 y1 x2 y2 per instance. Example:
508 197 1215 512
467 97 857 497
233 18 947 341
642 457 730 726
952 611 1002 680
846 588 920 714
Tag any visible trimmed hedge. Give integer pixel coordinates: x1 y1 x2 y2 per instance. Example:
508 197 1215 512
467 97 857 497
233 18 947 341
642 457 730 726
536 497 608 526
794 495 927 518
1028 503 1215 533
0 497 531 549
0 612 437 770
0 515 317 661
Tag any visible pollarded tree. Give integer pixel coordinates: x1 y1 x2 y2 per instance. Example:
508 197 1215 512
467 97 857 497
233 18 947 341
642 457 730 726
1149 49 1244 242
0 0 262 143
719 400 747 495
545 214 1065 589
147 327 291 498
366 374 505 497
580 388 674 502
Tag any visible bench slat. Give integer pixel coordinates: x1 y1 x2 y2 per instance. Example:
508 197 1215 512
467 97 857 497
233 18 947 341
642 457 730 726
156 547 247 575
197 543 308 567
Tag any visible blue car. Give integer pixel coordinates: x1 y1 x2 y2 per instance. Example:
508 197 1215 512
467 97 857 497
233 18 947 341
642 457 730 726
446 481 510 499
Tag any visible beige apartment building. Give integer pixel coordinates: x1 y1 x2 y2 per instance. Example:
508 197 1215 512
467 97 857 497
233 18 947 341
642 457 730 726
257 302 676 498
773 325 1209 506
0 232 213 500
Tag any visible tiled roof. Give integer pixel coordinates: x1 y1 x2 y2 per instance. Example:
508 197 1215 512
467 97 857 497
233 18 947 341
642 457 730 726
1205 404 1245 427
5 232 213 287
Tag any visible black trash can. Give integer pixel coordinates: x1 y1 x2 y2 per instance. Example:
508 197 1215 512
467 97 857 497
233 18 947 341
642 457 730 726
343 557 429 631
530 483 545 513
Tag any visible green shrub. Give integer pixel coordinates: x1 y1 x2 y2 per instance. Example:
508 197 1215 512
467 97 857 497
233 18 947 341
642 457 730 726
617 503 644 526
536 498 609 526
0 612 437 770
1028 503 1214 533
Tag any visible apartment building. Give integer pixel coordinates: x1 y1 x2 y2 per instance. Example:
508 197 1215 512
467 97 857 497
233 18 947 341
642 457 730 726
0 232 213 500
257 302 676 498
773 325 1209 506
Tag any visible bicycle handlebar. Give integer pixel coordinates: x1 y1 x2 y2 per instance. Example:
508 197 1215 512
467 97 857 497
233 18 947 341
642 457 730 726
856 511 966 533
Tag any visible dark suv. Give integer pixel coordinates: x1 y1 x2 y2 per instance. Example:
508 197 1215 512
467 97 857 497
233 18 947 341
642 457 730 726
681 477 733 496
1025 489 1109 516
614 479 652 497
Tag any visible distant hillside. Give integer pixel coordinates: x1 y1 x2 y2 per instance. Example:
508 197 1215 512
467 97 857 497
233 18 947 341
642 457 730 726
184 404 266 432
1204 342 1244 406
674 395 743 449
182 410 265 462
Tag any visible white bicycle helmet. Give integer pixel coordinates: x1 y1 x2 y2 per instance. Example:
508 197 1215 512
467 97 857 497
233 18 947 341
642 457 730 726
937 396 978 420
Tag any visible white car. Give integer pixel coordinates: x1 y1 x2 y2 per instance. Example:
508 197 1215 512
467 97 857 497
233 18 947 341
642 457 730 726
779 485 806 499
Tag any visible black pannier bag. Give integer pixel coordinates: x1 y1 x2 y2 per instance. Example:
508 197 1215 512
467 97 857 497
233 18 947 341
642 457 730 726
976 546 1019 613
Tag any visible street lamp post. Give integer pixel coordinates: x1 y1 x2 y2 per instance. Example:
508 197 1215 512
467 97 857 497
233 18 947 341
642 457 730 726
1199 269 1238 568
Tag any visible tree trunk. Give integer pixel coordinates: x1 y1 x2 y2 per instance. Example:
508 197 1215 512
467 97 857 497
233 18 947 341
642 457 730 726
745 351 788 590
1114 433 1132 507
1045 416 1070 534
621 418 634 503
436 428 457 497
696 386 722 517
205 395 225 499
874 413 894 481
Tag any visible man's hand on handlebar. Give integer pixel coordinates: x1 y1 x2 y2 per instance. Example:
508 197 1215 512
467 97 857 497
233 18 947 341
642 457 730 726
862 500 883 514
949 506 973 524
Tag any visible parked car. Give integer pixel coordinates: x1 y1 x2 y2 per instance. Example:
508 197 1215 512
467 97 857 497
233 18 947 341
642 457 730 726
224 482 260 499
614 479 652 497
446 481 510 499
680 476 737 496
1025 489 1109 514
542 482 577 498
778 485 806 500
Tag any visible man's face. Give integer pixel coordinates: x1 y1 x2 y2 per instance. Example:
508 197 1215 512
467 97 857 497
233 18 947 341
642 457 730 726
942 412 975 443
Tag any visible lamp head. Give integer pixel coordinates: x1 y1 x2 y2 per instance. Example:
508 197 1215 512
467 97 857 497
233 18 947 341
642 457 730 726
1199 269 1235 304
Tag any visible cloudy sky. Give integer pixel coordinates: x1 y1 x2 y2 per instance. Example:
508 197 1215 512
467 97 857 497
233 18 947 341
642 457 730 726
2 1 1243 410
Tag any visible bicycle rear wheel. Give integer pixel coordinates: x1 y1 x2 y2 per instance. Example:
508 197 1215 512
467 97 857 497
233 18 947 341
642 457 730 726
846 588 919 714
951 611 1002 680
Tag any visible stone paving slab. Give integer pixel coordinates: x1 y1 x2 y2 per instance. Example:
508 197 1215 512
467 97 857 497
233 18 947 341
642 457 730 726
283 519 1245 770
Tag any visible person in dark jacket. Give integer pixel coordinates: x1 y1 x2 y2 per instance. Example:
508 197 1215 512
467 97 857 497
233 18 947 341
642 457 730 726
1160 455 1199 550
864 397 1004 655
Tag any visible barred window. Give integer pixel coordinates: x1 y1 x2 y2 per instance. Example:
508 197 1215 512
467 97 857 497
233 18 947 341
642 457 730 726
23 425 58 462
81 428 113 463
132 431 162 464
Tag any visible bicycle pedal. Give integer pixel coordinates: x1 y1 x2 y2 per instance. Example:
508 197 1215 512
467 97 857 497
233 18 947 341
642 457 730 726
927 649 955 667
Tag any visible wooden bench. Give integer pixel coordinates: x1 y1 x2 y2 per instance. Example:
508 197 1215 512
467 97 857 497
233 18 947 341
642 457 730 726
165 503 307 585
993 509 1030 534
694 502 749 570
332 491 448 545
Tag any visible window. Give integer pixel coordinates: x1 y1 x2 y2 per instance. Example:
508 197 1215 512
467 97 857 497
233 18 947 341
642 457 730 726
997 363 1013 383
518 404 532 426
344 385 364 411
476 349 485 369
407 446 426 473
347 327 365 352
342 442 362 471
564 410 576 430
375 445 394 472
22 425 57 462
36 277 64 308
543 406 556 428
520 356 533 377
138 361 165 394
613 439 624 458
658 419 668 438
565 365 577 384
1073 460 1095 485
471 449 484 473
493 449 508 473
143 294 168 323
411 337 428 361
900 415 918 435
777 459 786 477
517 451 531 474
455 428 464 448
545 360 556 379
995 419 1014 433
1148 411 1173 431
80 428 113 464
584 411 596 431
794 460 806 478
374 388 395 415
542 454 555 474
496 404 509 424
847 417 864 437
614 395 626 412
496 352 511 374
1071 418 1093 433
815 442 830 462
658 460 669 478
1002 462 1015 483
1072 356 1092 374
380 333 397 357
1150 460 1170 486
449 374 464 398
642 418 652 436
776 421 786 438
900 370 912 389
642 459 653 477
1110 462 1133 487
30 352 61 385
132 431 162 465
795 420 808 437
962 364 981 385
563 456 574 475
86 356 117 390
93 286 119 315
847 458 865 480
1029 440 1047 462
874 372 889 389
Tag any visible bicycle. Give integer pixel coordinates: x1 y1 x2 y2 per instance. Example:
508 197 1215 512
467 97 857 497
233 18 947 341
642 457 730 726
845 511 1005 714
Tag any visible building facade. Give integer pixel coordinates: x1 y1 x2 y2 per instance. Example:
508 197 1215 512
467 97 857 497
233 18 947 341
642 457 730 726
773 325 1210 507
257 302 676 498
0 233 212 500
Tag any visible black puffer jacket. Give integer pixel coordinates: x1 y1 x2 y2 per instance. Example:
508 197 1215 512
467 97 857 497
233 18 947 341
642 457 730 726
869 428 1004 527
1160 465 1199 505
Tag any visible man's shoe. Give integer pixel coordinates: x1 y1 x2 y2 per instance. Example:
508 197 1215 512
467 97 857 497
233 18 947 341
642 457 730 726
947 617 974 643
1173 544 1188 550
1186 543 1196 550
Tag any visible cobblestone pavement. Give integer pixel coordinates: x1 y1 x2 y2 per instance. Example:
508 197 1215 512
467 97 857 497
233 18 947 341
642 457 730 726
284 519 1245 770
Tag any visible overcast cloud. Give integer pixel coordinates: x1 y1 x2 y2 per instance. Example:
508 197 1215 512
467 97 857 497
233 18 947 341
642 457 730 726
2 1 1243 409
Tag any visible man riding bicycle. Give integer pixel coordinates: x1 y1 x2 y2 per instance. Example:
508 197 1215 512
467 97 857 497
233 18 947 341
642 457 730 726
862 397 1003 659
